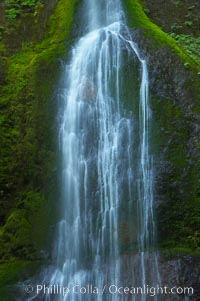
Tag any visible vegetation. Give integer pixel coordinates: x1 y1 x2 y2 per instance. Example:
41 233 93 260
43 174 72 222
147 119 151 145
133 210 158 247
0 0 199 296
5 0 43 19
139 0 200 66
123 0 200 70
0 0 79 293
124 0 200 256
170 33 200 64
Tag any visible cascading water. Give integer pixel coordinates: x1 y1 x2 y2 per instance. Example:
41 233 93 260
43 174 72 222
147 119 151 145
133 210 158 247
28 0 160 300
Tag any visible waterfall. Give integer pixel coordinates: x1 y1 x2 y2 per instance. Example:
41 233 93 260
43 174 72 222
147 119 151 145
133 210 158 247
28 0 160 300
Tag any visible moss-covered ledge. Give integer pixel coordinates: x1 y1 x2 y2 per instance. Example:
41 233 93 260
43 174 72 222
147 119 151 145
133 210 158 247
123 0 200 71
0 0 79 296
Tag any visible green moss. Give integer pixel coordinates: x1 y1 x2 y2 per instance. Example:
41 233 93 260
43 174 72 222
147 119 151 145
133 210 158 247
0 260 42 300
160 247 200 258
170 33 200 64
46 0 76 49
123 0 200 69
0 0 78 262
0 227 3 236
0 261 28 287
0 191 52 261
151 96 199 252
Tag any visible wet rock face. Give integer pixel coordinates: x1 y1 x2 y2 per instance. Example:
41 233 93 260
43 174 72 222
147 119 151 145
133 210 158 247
125 28 200 299
158 255 200 300
120 254 200 300
130 28 200 250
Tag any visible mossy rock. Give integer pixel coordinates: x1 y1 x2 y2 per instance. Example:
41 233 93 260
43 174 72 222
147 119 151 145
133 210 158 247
123 0 200 255
0 260 42 300
0 0 79 273
123 0 200 70
0 261 29 288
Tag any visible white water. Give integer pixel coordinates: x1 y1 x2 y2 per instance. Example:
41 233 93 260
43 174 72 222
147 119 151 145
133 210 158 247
28 0 160 300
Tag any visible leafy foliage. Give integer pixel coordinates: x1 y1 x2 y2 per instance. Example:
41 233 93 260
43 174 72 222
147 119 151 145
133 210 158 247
5 0 42 19
123 0 198 69
170 33 200 64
